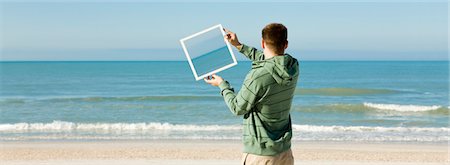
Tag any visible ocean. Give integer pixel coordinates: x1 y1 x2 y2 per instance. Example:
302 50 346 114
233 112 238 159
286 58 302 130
0 61 448 142
191 46 234 77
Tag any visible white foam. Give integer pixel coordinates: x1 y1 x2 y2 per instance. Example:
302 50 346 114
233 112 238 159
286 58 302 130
0 121 241 132
363 102 442 112
0 121 448 142
292 124 450 133
0 121 448 133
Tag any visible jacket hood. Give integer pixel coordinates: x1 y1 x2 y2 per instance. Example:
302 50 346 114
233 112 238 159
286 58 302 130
252 54 299 85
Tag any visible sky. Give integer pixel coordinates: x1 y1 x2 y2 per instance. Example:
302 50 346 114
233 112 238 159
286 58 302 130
183 25 227 59
0 0 448 61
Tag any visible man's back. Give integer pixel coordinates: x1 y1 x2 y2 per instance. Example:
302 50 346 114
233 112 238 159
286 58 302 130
204 23 298 164
219 44 299 156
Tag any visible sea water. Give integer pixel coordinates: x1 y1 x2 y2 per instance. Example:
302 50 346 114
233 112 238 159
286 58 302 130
191 46 234 77
0 61 448 142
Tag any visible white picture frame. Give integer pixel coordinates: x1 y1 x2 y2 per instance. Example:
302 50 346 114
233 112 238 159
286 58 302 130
180 24 238 81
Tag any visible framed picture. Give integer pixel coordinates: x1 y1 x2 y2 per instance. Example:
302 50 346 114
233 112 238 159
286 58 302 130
180 24 238 81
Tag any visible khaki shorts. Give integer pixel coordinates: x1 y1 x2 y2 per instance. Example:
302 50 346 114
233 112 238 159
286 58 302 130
241 149 294 165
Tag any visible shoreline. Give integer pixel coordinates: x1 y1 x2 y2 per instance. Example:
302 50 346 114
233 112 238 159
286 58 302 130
1 140 448 164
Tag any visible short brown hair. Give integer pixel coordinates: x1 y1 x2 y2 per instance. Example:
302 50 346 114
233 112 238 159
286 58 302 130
262 23 288 54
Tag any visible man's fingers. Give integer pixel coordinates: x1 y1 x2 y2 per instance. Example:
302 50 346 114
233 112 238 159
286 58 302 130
223 28 234 36
224 34 231 39
204 75 222 87
204 78 212 84
204 75 215 82
204 76 211 81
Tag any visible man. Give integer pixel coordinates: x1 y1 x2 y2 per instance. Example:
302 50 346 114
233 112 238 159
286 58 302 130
204 23 299 165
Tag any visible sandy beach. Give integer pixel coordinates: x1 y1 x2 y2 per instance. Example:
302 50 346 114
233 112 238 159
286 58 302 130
1 140 448 165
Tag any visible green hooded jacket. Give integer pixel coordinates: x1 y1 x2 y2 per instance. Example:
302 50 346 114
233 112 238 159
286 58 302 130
218 44 299 156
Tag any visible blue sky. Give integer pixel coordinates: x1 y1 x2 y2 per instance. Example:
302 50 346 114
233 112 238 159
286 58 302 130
0 1 448 61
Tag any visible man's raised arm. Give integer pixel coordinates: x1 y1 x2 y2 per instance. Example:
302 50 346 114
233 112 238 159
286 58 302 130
224 28 264 61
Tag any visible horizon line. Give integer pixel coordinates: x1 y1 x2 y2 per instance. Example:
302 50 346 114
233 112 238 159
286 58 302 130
0 59 448 62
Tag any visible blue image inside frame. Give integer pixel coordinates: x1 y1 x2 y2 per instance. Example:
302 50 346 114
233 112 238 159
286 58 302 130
180 24 237 80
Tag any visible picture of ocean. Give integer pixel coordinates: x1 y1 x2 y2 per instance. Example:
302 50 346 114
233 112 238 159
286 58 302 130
191 46 234 77
1 61 448 142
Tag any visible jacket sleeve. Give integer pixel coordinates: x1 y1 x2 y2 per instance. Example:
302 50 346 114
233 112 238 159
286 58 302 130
218 79 261 116
239 44 264 61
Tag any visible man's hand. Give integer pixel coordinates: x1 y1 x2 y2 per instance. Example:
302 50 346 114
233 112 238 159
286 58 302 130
223 28 242 48
204 74 224 87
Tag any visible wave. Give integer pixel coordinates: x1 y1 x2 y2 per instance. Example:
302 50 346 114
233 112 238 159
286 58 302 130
295 103 449 115
292 125 449 133
1 121 448 133
0 121 241 132
0 121 448 142
363 102 443 112
295 88 398 96
0 87 400 104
